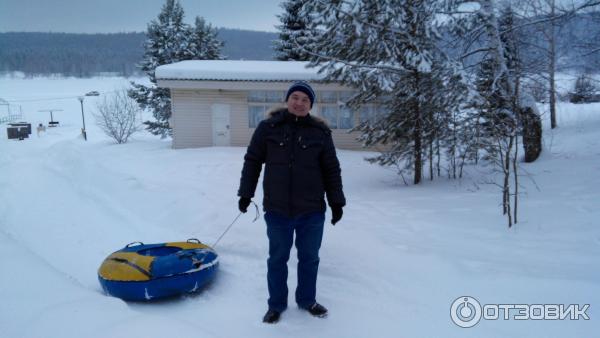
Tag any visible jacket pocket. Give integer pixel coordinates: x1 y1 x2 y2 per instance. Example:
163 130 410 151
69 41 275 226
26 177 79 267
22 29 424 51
297 138 323 167
265 135 287 164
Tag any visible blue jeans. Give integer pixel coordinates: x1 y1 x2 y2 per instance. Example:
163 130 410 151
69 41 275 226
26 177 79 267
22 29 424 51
265 211 325 312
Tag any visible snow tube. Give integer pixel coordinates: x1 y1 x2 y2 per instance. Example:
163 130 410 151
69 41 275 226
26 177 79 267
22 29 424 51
98 239 218 301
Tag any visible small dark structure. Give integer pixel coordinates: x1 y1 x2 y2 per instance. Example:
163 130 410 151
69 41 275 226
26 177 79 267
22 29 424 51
569 74 600 104
7 122 31 140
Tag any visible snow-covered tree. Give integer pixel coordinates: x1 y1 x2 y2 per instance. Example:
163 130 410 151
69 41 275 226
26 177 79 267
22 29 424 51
187 17 225 60
475 56 514 148
445 0 523 226
498 4 542 165
498 4 521 97
301 0 465 185
128 0 188 138
274 0 312 61
475 5 520 129
128 0 224 138
440 67 477 180
136 0 189 81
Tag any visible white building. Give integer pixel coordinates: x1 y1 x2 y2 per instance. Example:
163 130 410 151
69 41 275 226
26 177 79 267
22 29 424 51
156 60 381 150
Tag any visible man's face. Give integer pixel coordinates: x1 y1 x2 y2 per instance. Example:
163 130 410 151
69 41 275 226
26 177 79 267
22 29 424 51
287 91 311 117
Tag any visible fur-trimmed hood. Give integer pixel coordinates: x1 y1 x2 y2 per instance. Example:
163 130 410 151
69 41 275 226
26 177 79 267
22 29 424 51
265 107 330 132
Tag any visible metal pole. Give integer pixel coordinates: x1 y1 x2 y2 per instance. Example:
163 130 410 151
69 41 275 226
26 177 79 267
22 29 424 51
78 97 87 141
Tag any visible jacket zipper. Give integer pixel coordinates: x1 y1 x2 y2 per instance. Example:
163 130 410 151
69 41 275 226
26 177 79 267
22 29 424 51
288 126 295 217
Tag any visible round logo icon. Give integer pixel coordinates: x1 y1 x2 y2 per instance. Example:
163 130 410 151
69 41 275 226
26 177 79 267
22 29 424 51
450 296 482 328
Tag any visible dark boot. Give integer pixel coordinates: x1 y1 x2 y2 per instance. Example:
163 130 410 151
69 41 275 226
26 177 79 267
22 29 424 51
262 309 281 324
306 303 328 318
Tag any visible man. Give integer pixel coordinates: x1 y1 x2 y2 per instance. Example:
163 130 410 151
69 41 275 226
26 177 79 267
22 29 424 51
238 81 346 324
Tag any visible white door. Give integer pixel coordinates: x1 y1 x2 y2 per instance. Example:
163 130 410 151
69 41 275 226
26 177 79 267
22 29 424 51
211 103 231 146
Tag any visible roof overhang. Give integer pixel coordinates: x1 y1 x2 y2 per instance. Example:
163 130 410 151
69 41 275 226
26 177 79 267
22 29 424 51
157 79 351 91
156 60 327 80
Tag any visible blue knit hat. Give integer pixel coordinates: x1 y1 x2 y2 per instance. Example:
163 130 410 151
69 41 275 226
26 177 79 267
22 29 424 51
286 81 315 108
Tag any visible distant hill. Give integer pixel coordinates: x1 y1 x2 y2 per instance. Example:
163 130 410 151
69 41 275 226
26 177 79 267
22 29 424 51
0 29 278 77
2 12 598 78
219 29 278 61
0 32 144 77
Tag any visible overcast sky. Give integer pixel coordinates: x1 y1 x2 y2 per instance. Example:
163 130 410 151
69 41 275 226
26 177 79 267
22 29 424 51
0 0 283 33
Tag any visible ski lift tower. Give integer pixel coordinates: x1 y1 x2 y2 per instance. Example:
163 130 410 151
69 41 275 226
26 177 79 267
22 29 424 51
38 109 63 127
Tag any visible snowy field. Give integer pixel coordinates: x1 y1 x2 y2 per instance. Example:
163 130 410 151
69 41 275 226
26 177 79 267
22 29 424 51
1 75 599 338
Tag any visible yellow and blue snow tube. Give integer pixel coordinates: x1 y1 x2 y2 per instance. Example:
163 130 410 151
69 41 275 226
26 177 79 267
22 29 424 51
98 239 218 301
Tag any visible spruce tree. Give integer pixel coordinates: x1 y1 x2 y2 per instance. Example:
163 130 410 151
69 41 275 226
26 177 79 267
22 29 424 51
476 57 513 141
275 0 311 61
302 0 462 184
187 17 224 60
498 5 520 85
129 0 224 138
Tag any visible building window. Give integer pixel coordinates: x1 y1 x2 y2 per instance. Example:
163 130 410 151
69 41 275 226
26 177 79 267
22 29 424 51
248 91 286 128
339 107 354 129
339 91 355 104
316 91 356 130
247 90 372 130
248 105 266 128
266 91 284 103
249 90 285 103
320 91 338 104
360 106 377 124
320 106 338 129
248 91 266 103
359 104 390 125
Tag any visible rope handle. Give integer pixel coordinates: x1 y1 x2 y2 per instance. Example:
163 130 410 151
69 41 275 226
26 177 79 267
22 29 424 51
211 201 260 249
250 201 260 222
123 201 260 251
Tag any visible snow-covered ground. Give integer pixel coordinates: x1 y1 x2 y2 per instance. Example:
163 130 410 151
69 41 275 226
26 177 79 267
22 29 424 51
1 76 599 338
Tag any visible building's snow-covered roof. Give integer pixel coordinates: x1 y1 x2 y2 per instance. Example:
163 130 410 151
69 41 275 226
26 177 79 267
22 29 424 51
155 60 326 82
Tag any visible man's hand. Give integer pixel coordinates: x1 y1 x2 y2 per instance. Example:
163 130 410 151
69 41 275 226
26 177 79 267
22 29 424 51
330 205 343 225
238 197 251 213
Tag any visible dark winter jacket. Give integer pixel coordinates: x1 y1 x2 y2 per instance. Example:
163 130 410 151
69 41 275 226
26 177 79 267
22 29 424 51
238 108 346 217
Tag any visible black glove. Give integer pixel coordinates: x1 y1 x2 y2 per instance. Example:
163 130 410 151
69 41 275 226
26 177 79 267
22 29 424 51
238 197 251 213
330 205 343 225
